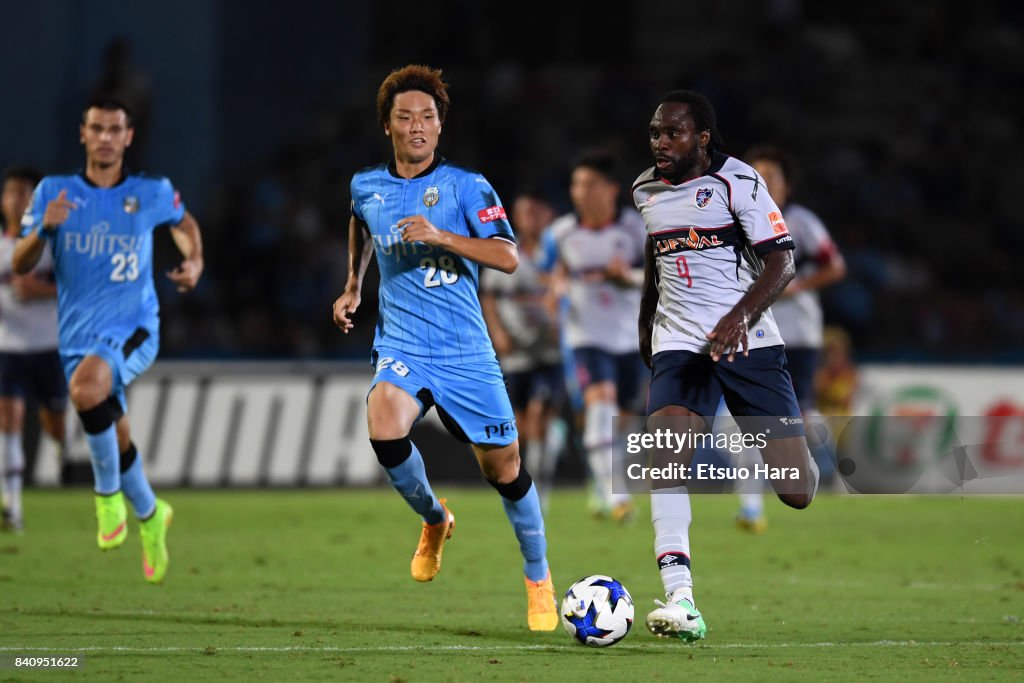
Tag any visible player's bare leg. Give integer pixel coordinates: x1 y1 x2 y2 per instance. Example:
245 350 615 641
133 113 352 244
71 356 169 580
645 406 707 641
367 382 452 582
0 397 26 532
70 356 127 549
757 436 818 509
475 440 557 631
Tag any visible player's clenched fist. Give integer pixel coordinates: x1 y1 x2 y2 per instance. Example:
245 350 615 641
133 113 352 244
333 289 361 333
398 215 447 246
42 189 77 230
166 258 204 292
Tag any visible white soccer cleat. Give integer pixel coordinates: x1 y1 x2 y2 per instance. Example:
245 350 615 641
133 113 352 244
646 593 707 642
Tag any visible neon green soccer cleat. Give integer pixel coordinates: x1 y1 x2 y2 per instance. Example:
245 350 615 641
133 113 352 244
139 499 173 584
95 492 128 550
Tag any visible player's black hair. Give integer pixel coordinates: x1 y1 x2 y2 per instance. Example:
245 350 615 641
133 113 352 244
377 65 451 128
82 96 134 126
744 144 799 187
513 183 554 205
2 165 42 188
571 149 620 184
660 90 725 152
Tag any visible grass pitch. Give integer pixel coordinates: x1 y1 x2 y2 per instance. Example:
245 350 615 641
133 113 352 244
2 488 1022 681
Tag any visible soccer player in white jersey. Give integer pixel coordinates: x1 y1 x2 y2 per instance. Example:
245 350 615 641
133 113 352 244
731 145 847 531
634 91 819 641
0 167 68 533
550 151 647 522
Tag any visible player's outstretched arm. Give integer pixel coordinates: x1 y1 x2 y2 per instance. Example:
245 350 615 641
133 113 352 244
333 216 374 334
398 215 518 273
13 190 77 275
638 237 660 369
166 211 204 292
706 249 795 362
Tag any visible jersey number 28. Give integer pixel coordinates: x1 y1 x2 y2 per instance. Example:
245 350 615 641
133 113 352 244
110 253 140 282
420 255 459 288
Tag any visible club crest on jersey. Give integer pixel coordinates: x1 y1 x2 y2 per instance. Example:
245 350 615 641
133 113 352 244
695 188 714 208
423 186 439 207
123 196 140 214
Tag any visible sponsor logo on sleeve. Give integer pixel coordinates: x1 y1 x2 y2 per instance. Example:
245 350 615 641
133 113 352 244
768 211 788 235
477 205 507 223
173 191 181 209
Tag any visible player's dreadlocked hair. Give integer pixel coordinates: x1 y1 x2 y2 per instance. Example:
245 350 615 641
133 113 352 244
377 65 451 128
660 90 725 152
744 144 798 187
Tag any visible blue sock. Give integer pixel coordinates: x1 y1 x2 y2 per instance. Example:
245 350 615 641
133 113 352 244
121 449 156 519
385 442 445 525
501 483 549 582
86 426 120 495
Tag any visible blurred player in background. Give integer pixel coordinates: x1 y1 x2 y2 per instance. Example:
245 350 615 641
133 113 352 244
635 91 818 641
815 326 858 416
480 190 565 510
550 151 647 522
0 166 68 533
731 144 847 531
13 98 204 582
332 65 558 631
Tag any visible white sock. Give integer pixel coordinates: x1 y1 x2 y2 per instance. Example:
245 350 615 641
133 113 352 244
524 439 544 475
3 433 24 518
584 400 619 507
652 485 692 596
806 447 820 501
735 442 764 518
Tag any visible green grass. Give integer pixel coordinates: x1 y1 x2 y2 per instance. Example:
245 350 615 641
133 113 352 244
1 489 1022 681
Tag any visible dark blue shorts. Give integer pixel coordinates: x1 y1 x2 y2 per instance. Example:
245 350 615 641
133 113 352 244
646 346 804 439
505 363 565 412
0 350 68 412
573 347 646 411
784 347 819 412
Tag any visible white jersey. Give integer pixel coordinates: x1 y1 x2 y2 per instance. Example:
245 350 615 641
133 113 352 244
551 208 647 354
0 233 59 352
769 203 837 349
632 153 795 356
480 234 562 373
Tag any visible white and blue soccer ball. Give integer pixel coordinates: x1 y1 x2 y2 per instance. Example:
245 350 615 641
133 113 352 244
560 575 634 647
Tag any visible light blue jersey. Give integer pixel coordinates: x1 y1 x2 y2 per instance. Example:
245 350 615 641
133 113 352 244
21 172 185 357
351 156 515 365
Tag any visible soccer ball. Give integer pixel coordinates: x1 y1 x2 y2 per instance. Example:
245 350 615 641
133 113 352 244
560 575 634 647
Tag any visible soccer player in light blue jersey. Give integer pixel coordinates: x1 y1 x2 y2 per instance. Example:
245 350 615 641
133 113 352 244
332 65 558 631
13 98 204 583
